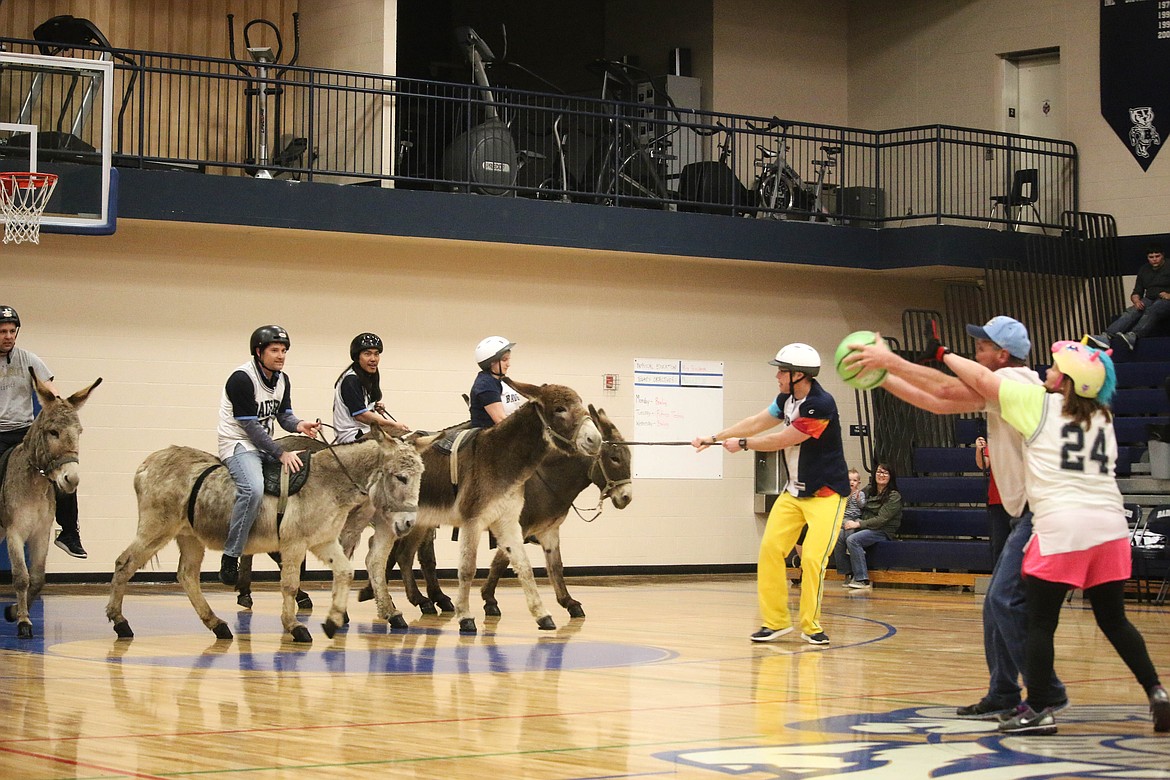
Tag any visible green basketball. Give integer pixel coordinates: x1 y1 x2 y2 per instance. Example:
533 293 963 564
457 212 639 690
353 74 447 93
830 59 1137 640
834 330 888 390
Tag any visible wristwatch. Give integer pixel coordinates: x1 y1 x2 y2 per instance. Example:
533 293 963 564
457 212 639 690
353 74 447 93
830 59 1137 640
739 438 749 450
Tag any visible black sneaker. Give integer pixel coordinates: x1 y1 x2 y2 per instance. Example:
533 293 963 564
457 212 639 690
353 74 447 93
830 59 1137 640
54 531 87 559
218 554 240 587
956 699 1016 720
1151 685 1170 733
846 579 872 589
750 626 794 642
997 705 1057 735
1120 331 1137 351
801 631 830 645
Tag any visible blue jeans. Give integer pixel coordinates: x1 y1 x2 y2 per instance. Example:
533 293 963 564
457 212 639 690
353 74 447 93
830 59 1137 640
1106 296 1170 339
982 514 1066 708
223 444 265 558
832 528 888 581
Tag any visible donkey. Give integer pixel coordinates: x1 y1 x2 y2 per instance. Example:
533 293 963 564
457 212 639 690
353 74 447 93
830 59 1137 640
1 369 101 639
406 380 602 634
106 427 422 643
374 405 631 619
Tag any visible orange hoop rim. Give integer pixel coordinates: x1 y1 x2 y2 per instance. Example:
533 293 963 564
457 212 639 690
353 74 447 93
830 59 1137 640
0 171 59 190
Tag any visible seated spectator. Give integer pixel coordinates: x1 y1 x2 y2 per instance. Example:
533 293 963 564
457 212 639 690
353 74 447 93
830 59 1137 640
844 468 867 524
1088 244 1170 351
834 463 903 589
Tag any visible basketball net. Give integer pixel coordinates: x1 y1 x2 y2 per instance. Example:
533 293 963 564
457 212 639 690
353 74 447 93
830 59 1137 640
0 172 58 245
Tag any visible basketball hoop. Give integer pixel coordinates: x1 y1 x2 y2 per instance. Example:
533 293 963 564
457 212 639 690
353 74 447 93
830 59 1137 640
0 172 58 245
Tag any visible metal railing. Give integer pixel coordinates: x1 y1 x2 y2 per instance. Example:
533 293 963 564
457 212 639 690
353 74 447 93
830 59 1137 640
1 36 1079 230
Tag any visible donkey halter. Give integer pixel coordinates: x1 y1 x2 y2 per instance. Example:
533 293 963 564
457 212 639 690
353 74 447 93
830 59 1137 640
569 441 632 523
34 452 79 482
533 404 594 454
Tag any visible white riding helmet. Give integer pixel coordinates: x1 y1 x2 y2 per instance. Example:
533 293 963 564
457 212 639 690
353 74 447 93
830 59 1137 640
475 335 515 370
769 342 821 377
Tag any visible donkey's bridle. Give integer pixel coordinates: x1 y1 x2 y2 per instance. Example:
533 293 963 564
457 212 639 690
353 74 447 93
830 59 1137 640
314 421 418 512
533 405 596 455
533 440 631 524
33 452 79 482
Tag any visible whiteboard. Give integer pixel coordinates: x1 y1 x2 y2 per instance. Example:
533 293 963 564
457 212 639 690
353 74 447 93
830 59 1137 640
633 358 724 479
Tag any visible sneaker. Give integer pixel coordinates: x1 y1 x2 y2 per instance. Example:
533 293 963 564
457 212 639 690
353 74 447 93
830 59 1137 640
54 531 87 559
1120 331 1137 351
218 554 239 587
997 705 1057 735
750 626 794 642
1150 685 1170 733
801 631 830 645
956 699 1017 720
846 579 872 589
1085 333 1110 350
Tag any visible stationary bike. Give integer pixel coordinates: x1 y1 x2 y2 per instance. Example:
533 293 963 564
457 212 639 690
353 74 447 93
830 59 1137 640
749 117 841 220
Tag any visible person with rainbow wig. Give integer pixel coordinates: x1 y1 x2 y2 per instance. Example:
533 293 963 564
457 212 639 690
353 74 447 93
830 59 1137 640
938 336 1168 737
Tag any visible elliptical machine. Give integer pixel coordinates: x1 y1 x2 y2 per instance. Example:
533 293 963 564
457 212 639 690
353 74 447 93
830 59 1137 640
227 13 309 179
442 26 520 196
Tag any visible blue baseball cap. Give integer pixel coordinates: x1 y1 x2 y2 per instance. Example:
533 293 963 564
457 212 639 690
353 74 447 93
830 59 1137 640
964 316 1031 360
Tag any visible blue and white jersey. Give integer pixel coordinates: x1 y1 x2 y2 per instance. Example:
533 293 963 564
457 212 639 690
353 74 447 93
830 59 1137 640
333 367 375 444
768 380 849 499
469 371 525 427
217 359 292 460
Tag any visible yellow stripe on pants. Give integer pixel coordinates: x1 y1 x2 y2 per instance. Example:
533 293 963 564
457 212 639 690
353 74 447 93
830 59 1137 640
758 491 845 636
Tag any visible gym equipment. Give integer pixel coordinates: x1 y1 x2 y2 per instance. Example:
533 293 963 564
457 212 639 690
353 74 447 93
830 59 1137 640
442 27 520 196
227 13 308 179
677 122 751 216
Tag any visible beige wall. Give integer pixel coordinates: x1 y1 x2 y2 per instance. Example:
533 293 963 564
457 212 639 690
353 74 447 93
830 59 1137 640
6 222 945 576
712 0 850 125
845 0 1168 236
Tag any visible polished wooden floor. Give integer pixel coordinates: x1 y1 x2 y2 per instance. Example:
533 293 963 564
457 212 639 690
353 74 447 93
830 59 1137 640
1 575 1168 779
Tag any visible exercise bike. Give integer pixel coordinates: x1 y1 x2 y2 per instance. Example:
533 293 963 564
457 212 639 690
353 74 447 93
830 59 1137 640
227 12 309 179
749 117 841 220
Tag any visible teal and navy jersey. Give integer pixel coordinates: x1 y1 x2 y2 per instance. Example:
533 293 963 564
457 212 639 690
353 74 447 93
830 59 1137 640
768 380 850 498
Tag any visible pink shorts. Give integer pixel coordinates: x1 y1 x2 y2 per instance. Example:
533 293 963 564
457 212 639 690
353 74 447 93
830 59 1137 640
1022 536 1132 590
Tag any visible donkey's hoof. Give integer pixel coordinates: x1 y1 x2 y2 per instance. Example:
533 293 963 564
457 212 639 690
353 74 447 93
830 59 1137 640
483 603 501 617
388 613 409 630
342 611 350 626
17 623 34 639
357 585 374 602
236 593 253 609
113 620 134 639
212 622 233 640
296 590 313 611
290 625 312 644
458 618 477 635
418 599 437 615
566 603 586 619
436 597 456 613
536 615 556 631
3 604 16 622
322 618 340 639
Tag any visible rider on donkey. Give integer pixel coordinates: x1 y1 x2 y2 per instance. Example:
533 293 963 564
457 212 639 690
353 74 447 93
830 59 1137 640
469 335 524 427
0 305 88 559
333 332 411 443
217 325 319 586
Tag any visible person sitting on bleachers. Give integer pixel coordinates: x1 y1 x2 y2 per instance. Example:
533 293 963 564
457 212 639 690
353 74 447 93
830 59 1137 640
833 463 902 589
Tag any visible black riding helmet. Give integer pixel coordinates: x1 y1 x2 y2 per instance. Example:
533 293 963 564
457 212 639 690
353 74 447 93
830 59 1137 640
0 305 20 328
350 332 383 361
250 325 291 357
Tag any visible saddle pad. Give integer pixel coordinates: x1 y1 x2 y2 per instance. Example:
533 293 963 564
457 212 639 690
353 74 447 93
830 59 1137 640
433 425 479 454
262 451 311 497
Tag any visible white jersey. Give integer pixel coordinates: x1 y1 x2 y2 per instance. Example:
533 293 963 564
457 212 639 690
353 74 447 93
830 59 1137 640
217 360 290 460
982 365 1043 516
333 368 374 444
999 380 1127 556
0 347 52 432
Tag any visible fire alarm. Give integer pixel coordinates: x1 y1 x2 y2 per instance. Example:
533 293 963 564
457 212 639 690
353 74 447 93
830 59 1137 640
603 373 619 391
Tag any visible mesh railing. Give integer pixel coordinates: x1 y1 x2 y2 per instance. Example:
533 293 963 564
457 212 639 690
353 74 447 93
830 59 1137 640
1 36 1079 230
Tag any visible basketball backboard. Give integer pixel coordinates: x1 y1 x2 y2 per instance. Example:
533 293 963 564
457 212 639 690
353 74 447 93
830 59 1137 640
0 51 115 235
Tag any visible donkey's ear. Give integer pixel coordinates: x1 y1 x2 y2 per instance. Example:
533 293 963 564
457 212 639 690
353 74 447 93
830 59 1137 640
29 367 58 407
366 423 385 441
502 377 539 399
66 377 103 410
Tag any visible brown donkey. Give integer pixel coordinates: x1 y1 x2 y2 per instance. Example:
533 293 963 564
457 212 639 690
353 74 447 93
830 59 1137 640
407 380 602 634
2 369 101 638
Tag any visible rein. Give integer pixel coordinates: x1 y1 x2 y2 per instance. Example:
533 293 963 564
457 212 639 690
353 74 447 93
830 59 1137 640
312 421 369 496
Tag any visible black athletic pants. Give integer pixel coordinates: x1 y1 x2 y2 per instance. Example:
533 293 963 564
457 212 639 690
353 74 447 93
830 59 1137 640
1024 575 1161 708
